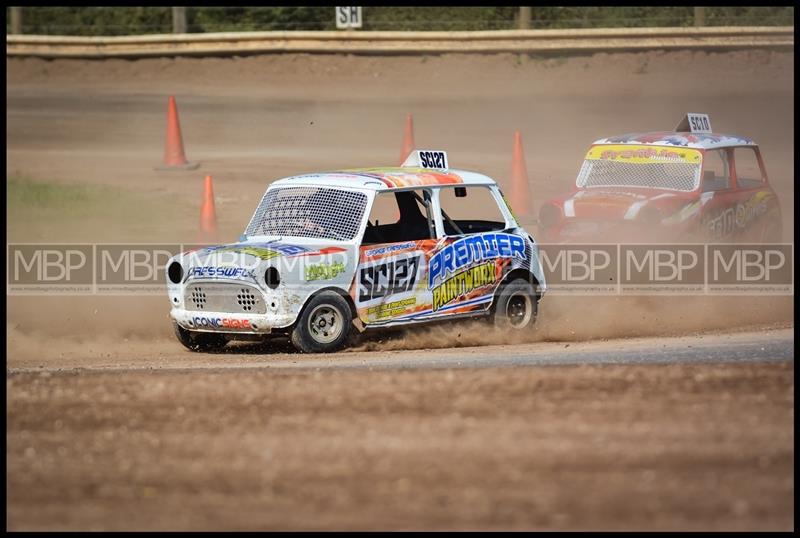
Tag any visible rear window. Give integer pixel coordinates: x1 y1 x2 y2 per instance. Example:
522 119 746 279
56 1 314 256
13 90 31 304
577 144 702 192
245 186 368 241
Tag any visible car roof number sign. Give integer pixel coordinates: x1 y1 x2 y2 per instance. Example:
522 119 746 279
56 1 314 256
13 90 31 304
686 113 712 134
403 150 449 170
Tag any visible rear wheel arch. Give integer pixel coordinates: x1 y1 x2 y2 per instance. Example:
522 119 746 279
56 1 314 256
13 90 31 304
493 268 541 309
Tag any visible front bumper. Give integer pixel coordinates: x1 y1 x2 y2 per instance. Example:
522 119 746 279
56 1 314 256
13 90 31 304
170 308 297 334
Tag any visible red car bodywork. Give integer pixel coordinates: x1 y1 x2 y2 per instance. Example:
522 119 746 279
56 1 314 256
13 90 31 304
539 131 783 243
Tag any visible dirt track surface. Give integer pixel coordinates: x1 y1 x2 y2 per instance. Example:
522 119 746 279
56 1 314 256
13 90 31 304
6 49 794 530
7 358 794 531
6 326 794 374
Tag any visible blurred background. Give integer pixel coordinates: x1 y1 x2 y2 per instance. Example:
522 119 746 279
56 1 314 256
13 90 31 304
6 6 795 35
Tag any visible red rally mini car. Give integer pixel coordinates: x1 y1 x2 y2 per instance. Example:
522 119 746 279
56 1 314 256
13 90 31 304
538 114 783 243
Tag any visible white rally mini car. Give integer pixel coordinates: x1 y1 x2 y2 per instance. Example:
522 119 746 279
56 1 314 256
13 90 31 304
165 151 547 353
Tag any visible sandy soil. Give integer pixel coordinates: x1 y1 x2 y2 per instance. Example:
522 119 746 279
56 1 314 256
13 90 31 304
6 50 795 241
6 49 795 530
7 361 794 531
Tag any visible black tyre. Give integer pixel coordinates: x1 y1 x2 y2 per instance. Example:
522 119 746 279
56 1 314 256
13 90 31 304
493 278 539 330
291 291 354 353
172 322 229 352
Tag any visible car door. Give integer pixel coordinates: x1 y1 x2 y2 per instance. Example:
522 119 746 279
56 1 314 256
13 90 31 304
426 185 525 317
699 148 739 241
353 188 439 325
730 146 782 242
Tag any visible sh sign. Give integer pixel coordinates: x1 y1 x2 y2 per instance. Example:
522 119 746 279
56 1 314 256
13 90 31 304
336 7 362 29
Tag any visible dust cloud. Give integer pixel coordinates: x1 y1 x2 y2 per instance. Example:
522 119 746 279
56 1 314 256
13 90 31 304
6 50 794 358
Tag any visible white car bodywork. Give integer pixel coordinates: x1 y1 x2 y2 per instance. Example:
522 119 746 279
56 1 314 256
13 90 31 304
166 161 547 337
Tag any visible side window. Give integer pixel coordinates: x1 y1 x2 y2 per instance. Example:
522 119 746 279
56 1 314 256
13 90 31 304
438 186 508 236
362 189 434 244
701 149 731 192
733 147 765 189
365 191 399 226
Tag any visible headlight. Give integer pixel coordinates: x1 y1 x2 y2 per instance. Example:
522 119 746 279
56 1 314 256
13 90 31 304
167 261 183 284
265 267 280 289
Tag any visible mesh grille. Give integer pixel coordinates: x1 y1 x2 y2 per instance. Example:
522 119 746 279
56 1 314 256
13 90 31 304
190 289 207 310
245 186 368 241
185 283 267 314
576 159 699 191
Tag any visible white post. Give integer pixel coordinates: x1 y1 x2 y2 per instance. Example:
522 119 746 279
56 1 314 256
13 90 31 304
172 7 187 34
10 7 22 35
694 7 706 27
519 7 531 30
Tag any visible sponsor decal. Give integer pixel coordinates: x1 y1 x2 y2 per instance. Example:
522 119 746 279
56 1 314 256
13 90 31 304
347 168 463 188
600 148 682 161
432 261 497 312
305 261 346 281
367 297 417 319
586 144 702 164
364 241 416 257
428 232 526 288
192 316 251 329
202 242 310 260
706 193 771 239
707 207 736 239
188 266 255 279
735 194 769 228
358 254 421 303
293 246 347 257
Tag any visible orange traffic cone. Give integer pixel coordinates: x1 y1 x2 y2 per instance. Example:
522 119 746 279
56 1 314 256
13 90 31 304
156 96 199 171
398 113 415 165
198 175 218 243
509 130 532 219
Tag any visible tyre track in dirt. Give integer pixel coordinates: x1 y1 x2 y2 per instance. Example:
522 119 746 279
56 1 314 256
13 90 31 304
7 327 793 375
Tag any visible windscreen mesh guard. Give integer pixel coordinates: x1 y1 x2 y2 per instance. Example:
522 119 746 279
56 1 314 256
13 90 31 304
245 186 368 240
576 159 700 191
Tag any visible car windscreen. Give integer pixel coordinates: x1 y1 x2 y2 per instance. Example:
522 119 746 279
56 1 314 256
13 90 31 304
576 144 702 192
245 186 368 241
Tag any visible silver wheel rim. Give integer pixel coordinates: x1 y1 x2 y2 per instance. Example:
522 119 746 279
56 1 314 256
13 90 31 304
505 291 532 329
308 304 344 344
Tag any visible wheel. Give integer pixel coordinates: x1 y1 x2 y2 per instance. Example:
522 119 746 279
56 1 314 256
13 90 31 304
492 278 539 330
291 291 354 353
172 322 229 352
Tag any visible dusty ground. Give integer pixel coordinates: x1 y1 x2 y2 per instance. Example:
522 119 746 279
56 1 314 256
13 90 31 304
5 49 795 530
7 361 794 531
6 49 795 348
